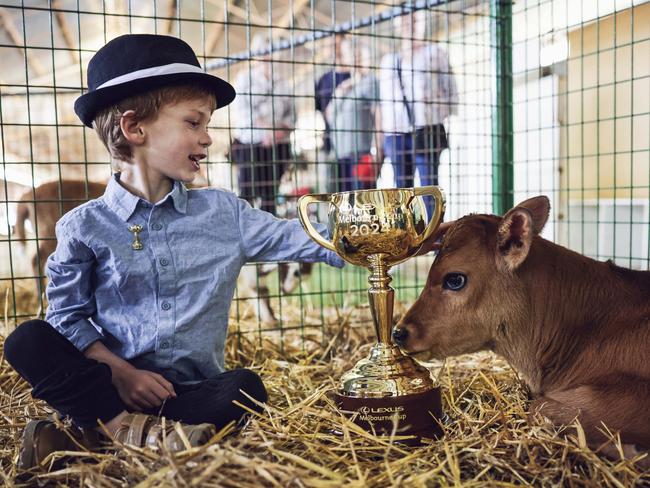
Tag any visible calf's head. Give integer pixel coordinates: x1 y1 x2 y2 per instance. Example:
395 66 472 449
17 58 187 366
393 196 550 359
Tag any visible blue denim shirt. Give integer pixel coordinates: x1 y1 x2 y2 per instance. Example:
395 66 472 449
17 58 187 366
45 174 343 384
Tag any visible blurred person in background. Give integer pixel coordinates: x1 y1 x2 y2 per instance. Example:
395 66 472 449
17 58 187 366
230 33 295 214
325 37 380 191
314 33 351 192
377 10 458 211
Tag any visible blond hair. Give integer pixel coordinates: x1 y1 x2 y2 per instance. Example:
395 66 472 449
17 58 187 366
93 84 216 171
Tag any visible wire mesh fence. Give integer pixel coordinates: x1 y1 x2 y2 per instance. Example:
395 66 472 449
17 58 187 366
0 0 648 348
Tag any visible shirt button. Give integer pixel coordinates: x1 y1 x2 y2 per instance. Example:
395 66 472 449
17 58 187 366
152 223 162 231
160 341 170 349
161 301 171 311
160 258 169 266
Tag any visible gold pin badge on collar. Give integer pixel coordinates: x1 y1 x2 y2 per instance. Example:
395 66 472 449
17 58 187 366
128 224 144 250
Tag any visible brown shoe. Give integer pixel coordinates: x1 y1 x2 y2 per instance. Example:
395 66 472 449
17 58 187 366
18 418 100 470
113 413 216 451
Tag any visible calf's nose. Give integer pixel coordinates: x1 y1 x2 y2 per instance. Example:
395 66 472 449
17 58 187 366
392 326 408 345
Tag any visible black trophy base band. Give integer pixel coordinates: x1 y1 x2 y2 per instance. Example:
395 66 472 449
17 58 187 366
335 387 443 444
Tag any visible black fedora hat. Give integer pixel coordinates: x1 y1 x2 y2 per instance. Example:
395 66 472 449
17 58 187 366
74 34 236 127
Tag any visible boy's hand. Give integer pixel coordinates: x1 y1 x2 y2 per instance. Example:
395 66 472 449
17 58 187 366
112 366 177 411
83 341 177 411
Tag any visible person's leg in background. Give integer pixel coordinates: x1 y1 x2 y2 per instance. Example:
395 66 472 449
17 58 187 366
336 157 355 192
414 148 438 218
231 142 259 209
403 134 415 188
255 148 274 214
384 133 414 188
273 142 291 211
257 142 291 214
414 124 448 217
414 146 441 186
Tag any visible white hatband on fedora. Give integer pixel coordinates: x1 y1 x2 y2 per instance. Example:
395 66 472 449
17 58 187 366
96 63 206 90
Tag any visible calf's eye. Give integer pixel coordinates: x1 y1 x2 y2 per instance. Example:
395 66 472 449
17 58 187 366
443 273 467 291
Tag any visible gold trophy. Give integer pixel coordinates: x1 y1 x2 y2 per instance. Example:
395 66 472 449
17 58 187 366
297 187 446 442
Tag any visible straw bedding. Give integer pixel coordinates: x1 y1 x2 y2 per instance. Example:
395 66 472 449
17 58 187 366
1 286 648 487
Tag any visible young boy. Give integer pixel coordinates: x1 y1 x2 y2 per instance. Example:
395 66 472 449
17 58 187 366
4 34 343 469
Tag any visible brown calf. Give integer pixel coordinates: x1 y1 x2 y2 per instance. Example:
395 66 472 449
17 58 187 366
394 196 650 466
14 180 106 295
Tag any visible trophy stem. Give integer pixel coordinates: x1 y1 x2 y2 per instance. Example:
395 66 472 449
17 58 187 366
367 254 394 344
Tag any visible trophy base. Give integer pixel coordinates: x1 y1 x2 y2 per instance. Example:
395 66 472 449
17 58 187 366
334 387 443 445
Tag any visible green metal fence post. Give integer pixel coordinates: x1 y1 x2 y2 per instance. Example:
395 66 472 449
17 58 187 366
491 0 513 215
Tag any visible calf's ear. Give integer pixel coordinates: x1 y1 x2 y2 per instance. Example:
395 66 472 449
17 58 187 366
496 196 549 271
514 196 550 234
496 207 535 271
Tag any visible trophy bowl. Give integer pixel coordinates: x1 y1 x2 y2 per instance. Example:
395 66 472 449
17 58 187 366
298 187 446 443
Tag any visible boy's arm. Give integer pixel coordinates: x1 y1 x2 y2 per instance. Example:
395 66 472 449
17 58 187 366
45 221 103 351
84 340 133 372
235 197 344 267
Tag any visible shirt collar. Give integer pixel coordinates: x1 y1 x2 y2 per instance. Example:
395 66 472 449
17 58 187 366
104 174 188 221
166 179 188 214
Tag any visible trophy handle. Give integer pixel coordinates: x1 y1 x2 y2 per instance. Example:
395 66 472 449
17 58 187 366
297 194 337 252
411 186 446 247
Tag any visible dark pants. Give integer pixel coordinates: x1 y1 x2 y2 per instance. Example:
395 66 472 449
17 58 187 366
4 320 268 429
335 157 358 193
230 140 292 214
335 156 374 193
